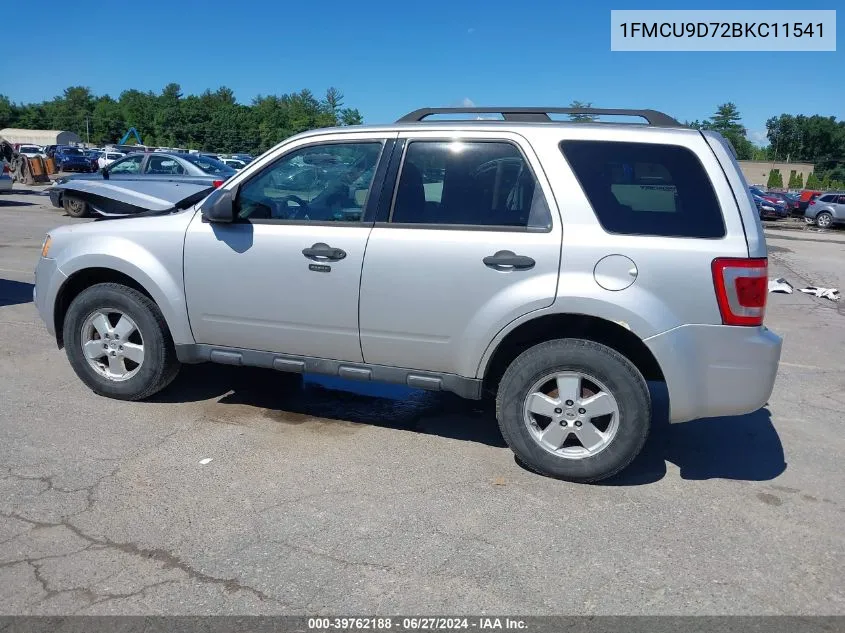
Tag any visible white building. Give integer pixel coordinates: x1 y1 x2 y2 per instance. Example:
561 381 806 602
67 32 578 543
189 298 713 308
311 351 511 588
0 128 82 146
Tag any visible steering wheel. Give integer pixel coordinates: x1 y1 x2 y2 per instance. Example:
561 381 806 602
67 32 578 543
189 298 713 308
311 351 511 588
275 194 309 219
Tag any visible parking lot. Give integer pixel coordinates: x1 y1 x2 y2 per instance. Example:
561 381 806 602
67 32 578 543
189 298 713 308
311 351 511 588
0 186 843 615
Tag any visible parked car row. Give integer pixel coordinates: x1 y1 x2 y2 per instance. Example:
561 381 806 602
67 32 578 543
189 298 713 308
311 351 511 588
749 186 790 219
747 185 843 228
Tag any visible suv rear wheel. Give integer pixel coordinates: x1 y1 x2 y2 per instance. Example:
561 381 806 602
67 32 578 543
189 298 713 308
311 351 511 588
815 212 833 229
496 338 651 483
63 283 180 400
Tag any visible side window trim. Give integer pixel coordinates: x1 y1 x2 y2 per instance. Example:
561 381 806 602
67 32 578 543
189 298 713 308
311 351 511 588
232 138 391 226
380 138 552 233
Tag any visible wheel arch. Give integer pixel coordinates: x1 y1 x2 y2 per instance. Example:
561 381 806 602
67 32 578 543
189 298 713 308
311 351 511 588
53 261 191 349
480 312 665 397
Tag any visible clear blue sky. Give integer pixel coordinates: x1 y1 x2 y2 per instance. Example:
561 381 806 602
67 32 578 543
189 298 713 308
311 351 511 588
2 0 842 145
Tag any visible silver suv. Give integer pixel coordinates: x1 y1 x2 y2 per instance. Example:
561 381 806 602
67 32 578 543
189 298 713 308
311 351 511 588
804 192 845 228
33 107 783 482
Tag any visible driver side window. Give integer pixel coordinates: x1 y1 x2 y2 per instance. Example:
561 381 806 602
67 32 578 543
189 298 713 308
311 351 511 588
236 142 383 223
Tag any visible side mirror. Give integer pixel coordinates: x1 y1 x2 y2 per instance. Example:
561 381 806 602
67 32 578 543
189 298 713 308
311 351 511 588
202 186 237 223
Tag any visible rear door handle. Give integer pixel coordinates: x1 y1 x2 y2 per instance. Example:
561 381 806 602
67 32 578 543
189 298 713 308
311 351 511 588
483 250 535 270
302 242 347 261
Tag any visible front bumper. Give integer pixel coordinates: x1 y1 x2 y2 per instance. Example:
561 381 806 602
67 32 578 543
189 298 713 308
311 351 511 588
34 257 66 337
645 324 782 424
48 188 63 208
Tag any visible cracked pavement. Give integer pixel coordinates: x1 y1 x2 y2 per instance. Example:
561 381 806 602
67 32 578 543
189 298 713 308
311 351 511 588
0 190 843 615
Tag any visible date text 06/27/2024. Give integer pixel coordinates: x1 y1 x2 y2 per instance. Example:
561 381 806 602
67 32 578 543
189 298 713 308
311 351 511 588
307 617 528 631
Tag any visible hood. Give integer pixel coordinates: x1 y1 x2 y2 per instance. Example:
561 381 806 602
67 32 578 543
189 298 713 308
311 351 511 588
53 179 214 217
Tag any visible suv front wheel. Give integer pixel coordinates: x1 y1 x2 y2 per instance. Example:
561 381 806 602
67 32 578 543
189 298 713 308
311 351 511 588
63 283 180 400
63 196 90 218
496 339 651 483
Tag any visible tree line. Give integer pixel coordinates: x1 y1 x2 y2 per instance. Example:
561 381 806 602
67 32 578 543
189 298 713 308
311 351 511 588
0 84 362 155
2 88 843 189
685 102 845 190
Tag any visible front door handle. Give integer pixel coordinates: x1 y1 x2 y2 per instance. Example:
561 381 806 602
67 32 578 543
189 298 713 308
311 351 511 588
483 250 535 270
302 242 347 261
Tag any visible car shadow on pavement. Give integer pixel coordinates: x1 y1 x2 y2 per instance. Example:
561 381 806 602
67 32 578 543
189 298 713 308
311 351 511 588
0 279 34 307
6 189 51 195
154 364 507 448
0 199 36 207
155 367 786 475
600 383 786 485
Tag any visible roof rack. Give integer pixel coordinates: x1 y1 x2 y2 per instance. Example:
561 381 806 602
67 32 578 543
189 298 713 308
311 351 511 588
396 107 682 127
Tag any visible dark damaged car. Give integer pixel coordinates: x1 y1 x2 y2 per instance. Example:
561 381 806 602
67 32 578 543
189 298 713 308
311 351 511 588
48 179 216 219
50 152 235 217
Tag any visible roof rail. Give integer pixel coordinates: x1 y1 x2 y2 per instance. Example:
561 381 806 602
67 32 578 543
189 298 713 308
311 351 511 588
396 107 682 127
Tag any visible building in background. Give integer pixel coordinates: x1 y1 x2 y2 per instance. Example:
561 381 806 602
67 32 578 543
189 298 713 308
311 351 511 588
738 160 814 189
0 129 82 146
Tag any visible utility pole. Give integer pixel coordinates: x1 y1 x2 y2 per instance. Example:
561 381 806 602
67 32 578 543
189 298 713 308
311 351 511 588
85 116 90 145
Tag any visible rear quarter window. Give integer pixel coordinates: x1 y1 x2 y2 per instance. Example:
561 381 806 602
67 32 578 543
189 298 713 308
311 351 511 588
559 140 726 238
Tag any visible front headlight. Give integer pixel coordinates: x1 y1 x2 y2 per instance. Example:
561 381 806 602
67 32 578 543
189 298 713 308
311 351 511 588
41 235 52 258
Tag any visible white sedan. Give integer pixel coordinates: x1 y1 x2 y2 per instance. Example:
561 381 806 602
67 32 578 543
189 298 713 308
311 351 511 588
97 151 126 170
220 158 247 170
18 145 45 158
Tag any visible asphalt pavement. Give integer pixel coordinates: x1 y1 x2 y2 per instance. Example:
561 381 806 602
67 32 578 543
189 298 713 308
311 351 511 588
0 186 843 615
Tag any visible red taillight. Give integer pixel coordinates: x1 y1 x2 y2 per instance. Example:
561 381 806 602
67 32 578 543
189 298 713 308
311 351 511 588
809 200 816 206
712 258 768 326
212 179 224 188
2 164 9 173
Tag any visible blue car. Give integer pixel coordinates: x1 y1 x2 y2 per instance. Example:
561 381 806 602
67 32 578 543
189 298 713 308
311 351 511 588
54 147 95 173
749 187 787 219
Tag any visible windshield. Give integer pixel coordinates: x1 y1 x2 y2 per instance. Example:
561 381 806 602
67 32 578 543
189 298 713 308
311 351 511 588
63 148 83 155
182 154 237 176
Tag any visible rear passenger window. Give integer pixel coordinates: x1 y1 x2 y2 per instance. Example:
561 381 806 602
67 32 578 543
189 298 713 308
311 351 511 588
390 141 552 230
560 140 726 238
818 194 835 202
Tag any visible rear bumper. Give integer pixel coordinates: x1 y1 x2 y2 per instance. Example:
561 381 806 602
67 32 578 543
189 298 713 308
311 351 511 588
34 257 66 338
645 324 782 424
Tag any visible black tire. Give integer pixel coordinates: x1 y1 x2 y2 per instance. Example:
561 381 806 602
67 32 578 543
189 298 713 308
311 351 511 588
63 196 90 218
63 283 180 400
496 338 651 483
815 212 833 229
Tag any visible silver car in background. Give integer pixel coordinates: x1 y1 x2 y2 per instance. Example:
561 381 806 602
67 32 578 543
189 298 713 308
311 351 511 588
804 192 845 228
50 152 237 217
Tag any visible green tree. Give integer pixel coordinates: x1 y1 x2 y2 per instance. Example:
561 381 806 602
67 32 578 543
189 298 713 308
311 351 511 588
751 146 771 161
3 82 362 154
0 94 13 129
568 100 597 123
806 172 821 189
91 96 125 145
701 103 754 160
767 169 783 188
830 180 844 190
787 170 804 189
